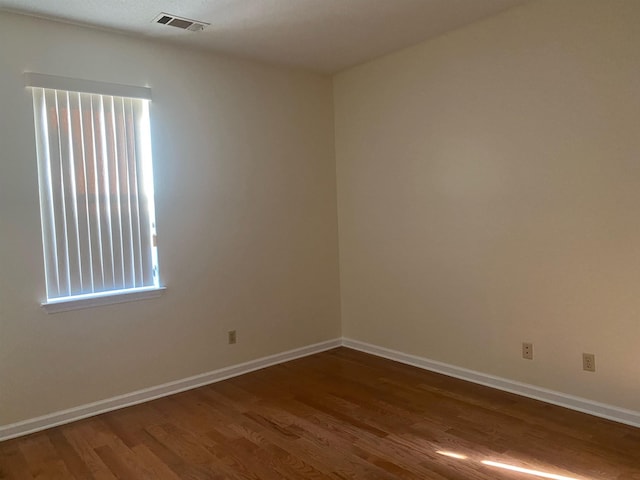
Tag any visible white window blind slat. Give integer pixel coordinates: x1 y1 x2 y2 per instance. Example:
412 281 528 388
134 102 154 286
126 99 144 288
33 89 61 299
64 91 84 295
97 94 116 291
76 92 95 293
122 99 136 288
30 84 159 302
51 90 72 297
106 96 125 289
113 96 133 289
88 94 106 292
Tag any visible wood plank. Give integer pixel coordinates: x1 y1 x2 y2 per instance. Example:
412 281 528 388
0 441 33 480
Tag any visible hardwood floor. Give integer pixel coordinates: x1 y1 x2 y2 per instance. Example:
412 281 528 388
1 347 639 479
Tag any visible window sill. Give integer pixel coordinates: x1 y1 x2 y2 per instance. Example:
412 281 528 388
42 286 166 314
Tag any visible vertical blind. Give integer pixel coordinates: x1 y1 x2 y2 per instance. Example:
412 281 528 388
30 85 158 301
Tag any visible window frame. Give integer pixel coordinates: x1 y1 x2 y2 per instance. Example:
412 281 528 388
25 73 165 313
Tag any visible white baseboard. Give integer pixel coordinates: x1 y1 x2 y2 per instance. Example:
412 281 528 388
0 338 342 442
3 336 638 442
342 338 640 429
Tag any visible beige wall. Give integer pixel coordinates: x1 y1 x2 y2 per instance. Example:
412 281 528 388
0 12 341 425
334 0 640 411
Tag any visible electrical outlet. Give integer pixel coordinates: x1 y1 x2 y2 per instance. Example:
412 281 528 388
583 353 595 372
522 342 533 360
228 330 237 345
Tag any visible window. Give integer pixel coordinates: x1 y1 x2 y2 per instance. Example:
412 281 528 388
25 73 163 312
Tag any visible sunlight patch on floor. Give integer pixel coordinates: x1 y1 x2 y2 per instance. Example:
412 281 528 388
482 460 580 480
435 450 586 480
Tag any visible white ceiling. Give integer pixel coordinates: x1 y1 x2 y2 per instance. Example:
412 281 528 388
0 0 530 73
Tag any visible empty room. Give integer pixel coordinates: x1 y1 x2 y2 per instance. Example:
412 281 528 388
0 0 638 478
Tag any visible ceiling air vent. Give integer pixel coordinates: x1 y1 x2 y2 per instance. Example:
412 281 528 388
153 13 209 32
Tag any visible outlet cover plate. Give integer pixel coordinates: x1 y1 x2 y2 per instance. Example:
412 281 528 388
583 353 595 372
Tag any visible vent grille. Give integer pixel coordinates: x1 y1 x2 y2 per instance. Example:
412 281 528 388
153 13 209 32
